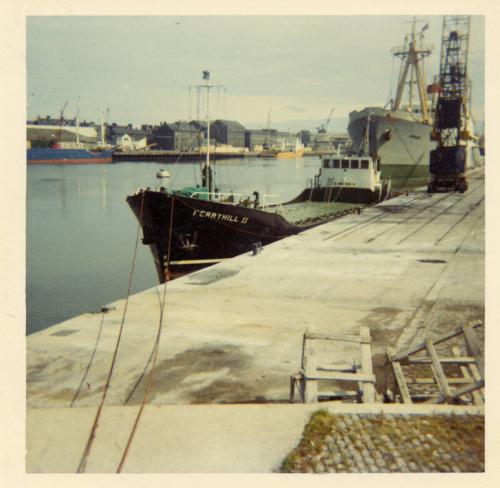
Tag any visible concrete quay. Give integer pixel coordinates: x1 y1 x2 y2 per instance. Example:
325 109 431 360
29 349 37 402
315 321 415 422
26 168 485 472
27 403 483 473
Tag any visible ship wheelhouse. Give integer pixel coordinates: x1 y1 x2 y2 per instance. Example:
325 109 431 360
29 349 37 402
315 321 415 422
319 155 382 192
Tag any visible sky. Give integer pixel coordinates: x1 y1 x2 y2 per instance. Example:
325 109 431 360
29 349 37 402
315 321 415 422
26 15 485 132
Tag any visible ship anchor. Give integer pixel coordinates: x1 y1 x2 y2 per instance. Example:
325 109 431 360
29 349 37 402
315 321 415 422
178 232 198 251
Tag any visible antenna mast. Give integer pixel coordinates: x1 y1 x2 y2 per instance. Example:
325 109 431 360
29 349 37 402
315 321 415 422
192 71 226 200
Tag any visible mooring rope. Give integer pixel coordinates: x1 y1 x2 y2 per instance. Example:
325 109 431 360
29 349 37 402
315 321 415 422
122 285 164 406
76 193 145 473
115 198 176 473
395 130 426 190
70 310 106 408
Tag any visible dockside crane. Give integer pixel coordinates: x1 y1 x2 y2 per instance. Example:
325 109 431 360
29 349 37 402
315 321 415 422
428 16 471 193
55 101 68 148
317 107 335 133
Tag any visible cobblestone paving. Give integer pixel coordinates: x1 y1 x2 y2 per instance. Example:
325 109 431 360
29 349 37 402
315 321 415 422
281 410 484 473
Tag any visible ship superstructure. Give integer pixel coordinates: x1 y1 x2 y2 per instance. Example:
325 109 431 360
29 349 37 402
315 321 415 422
348 19 436 188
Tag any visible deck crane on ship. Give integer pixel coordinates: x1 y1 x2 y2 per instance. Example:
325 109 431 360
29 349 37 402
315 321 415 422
391 20 433 122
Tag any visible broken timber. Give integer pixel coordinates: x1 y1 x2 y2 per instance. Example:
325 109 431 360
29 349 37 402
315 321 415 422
387 320 484 405
290 326 376 403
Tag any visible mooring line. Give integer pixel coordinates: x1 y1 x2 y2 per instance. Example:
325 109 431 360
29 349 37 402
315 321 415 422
76 194 145 474
116 198 176 473
122 285 166 406
394 129 426 190
70 311 106 408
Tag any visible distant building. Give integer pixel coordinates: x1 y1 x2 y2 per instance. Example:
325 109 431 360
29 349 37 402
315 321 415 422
209 120 246 148
245 129 278 150
312 132 351 152
189 120 208 134
188 120 208 147
153 121 200 151
299 130 312 147
245 129 268 150
29 115 95 128
108 124 148 150
245 129 298 150
29 115 63 126
26 123 99 149
276 131 298 150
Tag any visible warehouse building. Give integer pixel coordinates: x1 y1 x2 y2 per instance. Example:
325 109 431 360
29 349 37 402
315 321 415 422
209 120 246 148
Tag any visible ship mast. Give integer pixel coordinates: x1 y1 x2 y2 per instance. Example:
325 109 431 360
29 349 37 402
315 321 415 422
75 96 80 148
204 70 212 196
392 18 433 122
75 108 80 148
194 71 226 200
100 108 110 146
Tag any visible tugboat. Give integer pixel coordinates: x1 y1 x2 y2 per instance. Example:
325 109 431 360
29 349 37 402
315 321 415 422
127 73 391 282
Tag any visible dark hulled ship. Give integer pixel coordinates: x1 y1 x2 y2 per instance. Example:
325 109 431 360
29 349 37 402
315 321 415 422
127 152 391 282
127 72 391 283
127 180 363 282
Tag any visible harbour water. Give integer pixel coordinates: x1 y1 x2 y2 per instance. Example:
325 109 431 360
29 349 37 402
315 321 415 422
27 157 332 334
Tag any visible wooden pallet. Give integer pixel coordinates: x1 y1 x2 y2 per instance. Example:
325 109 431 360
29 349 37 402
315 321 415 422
387 320 484 405
290 326 376 403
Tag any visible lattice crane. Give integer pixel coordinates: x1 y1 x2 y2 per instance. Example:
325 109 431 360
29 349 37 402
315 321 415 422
428 16 471 193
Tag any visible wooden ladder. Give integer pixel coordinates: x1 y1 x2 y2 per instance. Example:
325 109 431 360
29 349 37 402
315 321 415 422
290 326 376 403
387 320 484 405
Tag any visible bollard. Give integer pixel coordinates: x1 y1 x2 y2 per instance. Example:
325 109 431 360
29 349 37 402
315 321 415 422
100 305 116 313
252 242 262 255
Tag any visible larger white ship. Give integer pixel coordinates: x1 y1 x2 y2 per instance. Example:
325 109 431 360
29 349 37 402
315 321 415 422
348 21 437 189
